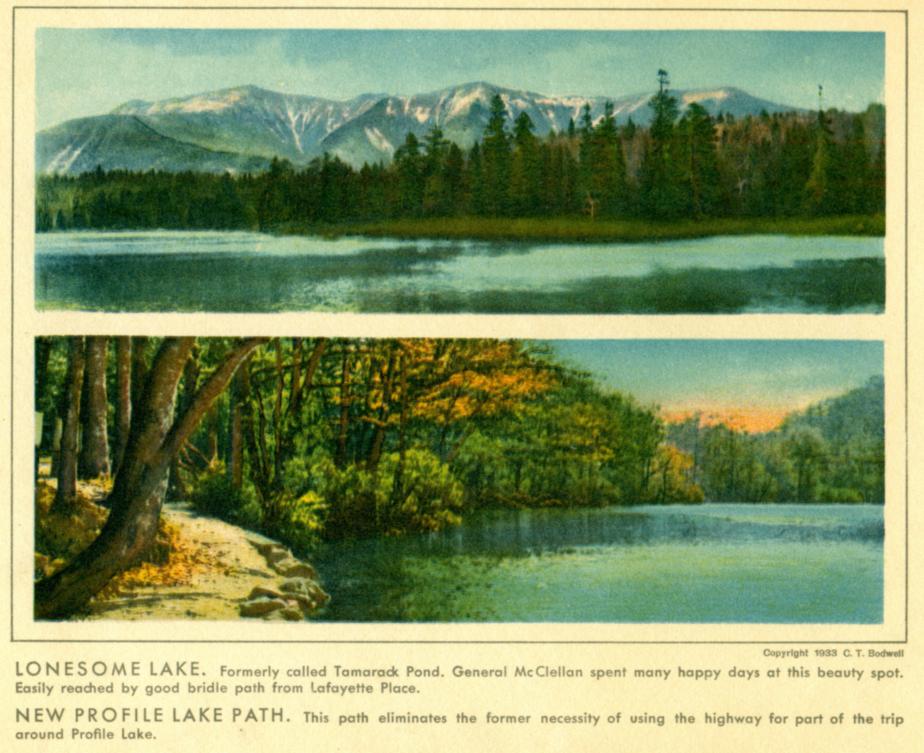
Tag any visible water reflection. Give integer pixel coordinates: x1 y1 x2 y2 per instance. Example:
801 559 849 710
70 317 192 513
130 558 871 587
311 504 883 623
35 231 884 313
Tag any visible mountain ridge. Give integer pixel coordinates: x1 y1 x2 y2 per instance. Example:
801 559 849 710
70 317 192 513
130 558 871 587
39 80 812 175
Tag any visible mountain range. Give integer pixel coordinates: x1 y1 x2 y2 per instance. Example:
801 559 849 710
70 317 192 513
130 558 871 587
37 81 805 175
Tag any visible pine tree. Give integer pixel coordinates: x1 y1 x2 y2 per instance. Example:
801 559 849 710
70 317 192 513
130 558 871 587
510 112 541 215
804 91 834 215
639 69 683 218
422 126 450 215
481 94 511 216
394 133 424 216
590 101 627 216
677 102 721 217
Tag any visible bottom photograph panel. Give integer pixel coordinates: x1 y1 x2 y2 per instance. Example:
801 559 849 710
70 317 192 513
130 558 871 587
33 337 884 624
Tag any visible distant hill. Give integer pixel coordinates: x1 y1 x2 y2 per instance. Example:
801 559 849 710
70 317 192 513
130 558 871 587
781 375 885 448
37 113 268 175
37 81 807 175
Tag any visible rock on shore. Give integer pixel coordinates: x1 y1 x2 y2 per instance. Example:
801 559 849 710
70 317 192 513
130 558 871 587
85 502 328 621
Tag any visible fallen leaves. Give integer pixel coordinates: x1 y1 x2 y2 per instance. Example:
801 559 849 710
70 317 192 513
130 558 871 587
103 521 220 594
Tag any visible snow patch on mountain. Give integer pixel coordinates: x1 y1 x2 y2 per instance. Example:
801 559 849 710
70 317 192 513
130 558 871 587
447 88 489 118
683 89 732 104
284 105 304 153
38 82 808 174
364 126 394 154
46 141 85 173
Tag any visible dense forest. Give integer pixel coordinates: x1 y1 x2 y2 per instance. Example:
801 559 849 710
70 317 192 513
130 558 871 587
35 75 885 232
667 376 885 505
34 336 884 616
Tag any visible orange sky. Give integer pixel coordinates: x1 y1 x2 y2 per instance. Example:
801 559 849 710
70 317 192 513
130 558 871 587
661 407 791 434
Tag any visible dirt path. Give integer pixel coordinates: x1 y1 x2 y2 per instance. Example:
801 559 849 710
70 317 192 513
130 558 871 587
85 503 327 621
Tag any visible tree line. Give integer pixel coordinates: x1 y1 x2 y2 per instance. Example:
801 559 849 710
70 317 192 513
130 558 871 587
34 336 883 617
36 73 885 232
667 376 884 504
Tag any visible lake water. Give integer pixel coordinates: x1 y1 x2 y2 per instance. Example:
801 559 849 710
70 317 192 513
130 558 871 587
310 504 883 623
35 231 884 313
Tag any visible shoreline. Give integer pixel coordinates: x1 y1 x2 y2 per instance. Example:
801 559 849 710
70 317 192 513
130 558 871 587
282 214 884 244
36 214 885 245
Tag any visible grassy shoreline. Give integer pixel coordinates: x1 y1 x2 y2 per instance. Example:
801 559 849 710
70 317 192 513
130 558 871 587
287 214 884 244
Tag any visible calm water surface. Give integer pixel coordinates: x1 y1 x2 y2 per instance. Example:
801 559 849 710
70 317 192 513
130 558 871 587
311 504 883 623
35 231 884 313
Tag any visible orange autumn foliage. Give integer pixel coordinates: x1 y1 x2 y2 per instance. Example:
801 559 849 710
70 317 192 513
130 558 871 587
35 478 213 595
100 520 218 596
404 339 555 424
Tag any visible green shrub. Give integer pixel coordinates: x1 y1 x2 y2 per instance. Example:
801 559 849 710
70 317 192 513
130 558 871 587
271 490 327 551
380 449 464 534
313 449 463 539
188 467 256 523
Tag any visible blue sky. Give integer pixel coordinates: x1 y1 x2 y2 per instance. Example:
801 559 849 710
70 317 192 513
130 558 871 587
549 340 883 423
36 29 884 130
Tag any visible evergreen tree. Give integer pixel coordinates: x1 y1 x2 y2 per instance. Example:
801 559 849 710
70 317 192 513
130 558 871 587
837 115 872 214
467 142 485 215
677 102 721 217
577 103 595 201
481 94 511 216
590 101 627 216
422 126 450 215
393 133 424 216
442 143 466 216
509 112 541 215
639 69 684 218
804 103 834 215
257 157 293 230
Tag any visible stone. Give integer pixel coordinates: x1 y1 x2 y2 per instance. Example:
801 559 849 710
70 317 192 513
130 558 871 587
280 577 330 609
272 557 318 579
264 546 292 566
248 585 284 601
280 606 304 621
244 532 281 554
239 597 287 617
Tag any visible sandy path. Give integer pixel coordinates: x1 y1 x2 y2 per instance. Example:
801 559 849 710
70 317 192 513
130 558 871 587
86 503 294 621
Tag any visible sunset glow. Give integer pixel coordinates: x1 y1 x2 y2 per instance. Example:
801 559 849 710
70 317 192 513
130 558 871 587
550 340 883 433
660 407 792 434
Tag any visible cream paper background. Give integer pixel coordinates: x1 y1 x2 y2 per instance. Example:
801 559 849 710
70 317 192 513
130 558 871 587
0 2 920 750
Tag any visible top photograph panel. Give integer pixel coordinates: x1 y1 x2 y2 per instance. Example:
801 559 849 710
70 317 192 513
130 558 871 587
34 29 885 315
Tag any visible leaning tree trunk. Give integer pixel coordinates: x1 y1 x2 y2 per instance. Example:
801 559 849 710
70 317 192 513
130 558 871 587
51 337 86 514
35 337 267 619
77 336 110 479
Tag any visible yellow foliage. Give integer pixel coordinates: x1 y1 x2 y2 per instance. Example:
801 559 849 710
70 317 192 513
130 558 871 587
35 480 214 594
650 445 705 503
102 520 218 595
87 475 114 493
284 492 327 533
34 480 108 573
407 340 555 424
